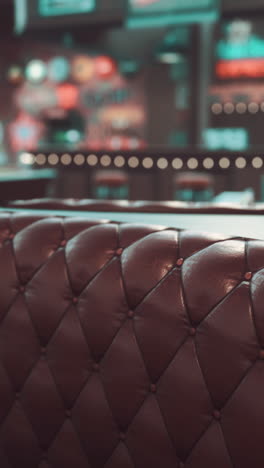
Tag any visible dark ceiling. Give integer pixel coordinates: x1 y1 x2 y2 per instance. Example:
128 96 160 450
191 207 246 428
0 0 14 38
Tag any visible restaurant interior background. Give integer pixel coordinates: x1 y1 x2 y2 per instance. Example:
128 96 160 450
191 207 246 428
1 0 264 203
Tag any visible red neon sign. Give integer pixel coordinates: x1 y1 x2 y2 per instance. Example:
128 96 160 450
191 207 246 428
216 59 264 79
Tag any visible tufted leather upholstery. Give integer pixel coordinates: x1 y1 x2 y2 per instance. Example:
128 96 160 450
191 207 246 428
0 212 264 468
7 198 264 214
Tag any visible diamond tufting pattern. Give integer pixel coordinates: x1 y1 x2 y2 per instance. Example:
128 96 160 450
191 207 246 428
0 213 264 468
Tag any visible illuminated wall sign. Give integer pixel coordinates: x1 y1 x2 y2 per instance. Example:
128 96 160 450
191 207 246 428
127 0 219 28
39 0 95 16
204 128 248 151
217 37 264 60
217 21 264 61
216 59 264 79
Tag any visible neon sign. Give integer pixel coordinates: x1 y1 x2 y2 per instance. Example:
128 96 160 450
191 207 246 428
130 0 215 12
217 36 264 61
204 128 248 151
39 0 95 16
128 0 219 28
216 20 264 61
216 59 264 79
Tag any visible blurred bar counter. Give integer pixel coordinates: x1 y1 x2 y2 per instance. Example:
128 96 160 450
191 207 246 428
0 168 57 200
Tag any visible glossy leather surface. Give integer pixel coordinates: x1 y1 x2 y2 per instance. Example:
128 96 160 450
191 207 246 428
0 213 264 468
7 198 264 214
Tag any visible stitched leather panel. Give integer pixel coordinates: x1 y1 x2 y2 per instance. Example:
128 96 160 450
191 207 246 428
0 213 264 468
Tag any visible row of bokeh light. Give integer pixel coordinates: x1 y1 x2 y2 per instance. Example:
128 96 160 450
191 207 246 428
20 152 264 170
8 55 117 85
211 102 264 115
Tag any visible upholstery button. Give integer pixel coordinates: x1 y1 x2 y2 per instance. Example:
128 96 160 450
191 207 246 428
66 410 71 418
189 327 196 337
128 310 134 319
213 410 221 420
176 258 184 267
116 248 123 256
9 233 14 240
244 272 252 281
119 432 126 441
93 363 100 372
60 240 67 247
19 286 25 293
259 350 264 360
41 347 46 356
72 297 78 304
150 384 156 393
15 392 20 400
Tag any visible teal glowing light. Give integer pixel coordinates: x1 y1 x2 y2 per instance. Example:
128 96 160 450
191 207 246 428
48 57 70 83
39 0 95 16
14 0 27 34
130 0 215 13
127 0 219 28
25 60 47 83
217 36 264 60
204 128 249 151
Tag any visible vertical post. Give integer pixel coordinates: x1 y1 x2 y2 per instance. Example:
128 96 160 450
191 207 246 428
195 22 215 147
14 0 27 34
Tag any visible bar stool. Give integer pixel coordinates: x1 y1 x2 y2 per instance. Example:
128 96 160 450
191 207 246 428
174 172 214 202
93 170 129 200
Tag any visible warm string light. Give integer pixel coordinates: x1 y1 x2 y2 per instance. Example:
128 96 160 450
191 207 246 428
187 158 199 170
235 157 247 169
219 157 231 169
19 152 264 170
212 101 263 114
100 155 111 167
172 158 183 169
157 158 169 170
114 156 125 168
252 157 263 169
128 156 139 168
74 154 85 166
203 158 214 169
61 153 72 165
142 157 154 169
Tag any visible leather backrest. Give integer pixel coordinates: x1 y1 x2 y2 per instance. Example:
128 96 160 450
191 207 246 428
0 213 264 468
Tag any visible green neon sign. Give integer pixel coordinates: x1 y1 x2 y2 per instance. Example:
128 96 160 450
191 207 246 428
217 36 264 60
204 128 249 151
127 0 219 28
39 0 95 17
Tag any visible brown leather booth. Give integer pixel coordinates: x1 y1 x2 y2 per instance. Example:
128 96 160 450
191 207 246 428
7 197 264 214
0 212 264 468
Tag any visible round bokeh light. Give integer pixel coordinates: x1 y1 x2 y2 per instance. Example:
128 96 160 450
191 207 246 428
72 55 95 83
25 59 47 83
95 56 116 79
7 65 24 84
56 83 79 109
48 56 70 83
